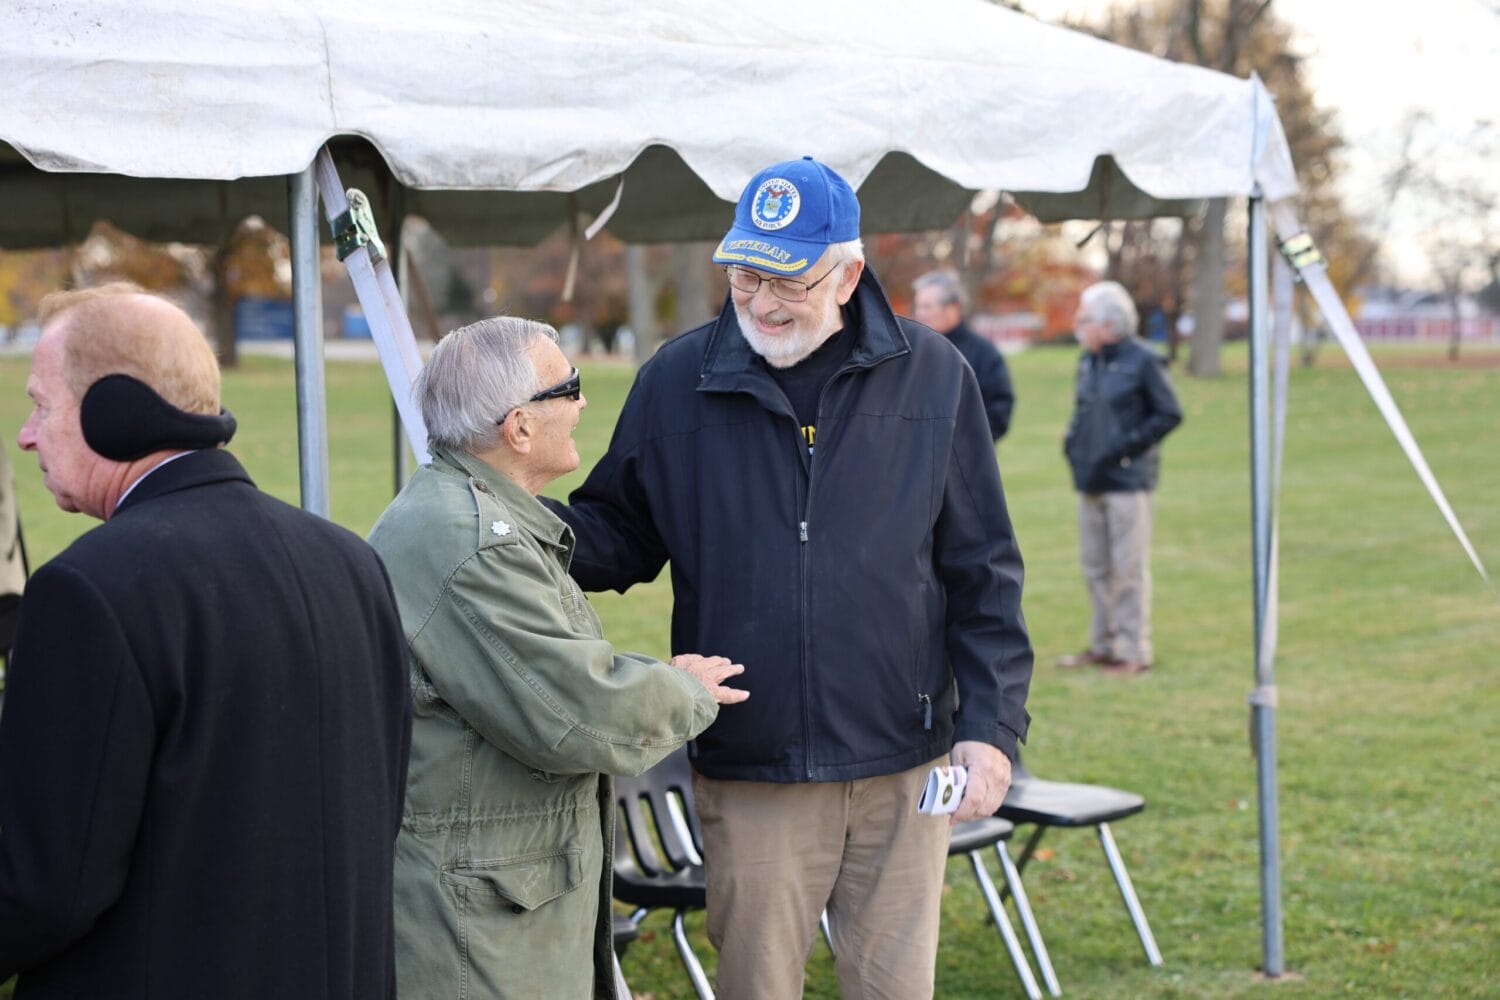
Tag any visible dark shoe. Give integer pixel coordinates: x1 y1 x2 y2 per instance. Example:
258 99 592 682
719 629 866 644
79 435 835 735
1056 649 1115 669
1100 659 1151 676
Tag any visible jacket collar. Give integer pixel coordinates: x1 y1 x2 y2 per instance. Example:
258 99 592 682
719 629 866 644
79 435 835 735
1096 336 1134 362
429 445 572 551
113 448 253 516
698 266 911 394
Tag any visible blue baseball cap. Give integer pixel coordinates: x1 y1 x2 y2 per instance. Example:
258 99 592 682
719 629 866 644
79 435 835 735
712 156 861 277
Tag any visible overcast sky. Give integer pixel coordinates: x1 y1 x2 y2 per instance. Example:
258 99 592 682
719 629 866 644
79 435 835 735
1021 0 1500 286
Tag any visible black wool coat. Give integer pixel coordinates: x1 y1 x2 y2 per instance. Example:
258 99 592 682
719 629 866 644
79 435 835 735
0 449 411 999
946 321 1016 442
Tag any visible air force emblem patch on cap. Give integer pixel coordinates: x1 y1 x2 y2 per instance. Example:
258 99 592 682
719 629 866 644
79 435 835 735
751 179 801 231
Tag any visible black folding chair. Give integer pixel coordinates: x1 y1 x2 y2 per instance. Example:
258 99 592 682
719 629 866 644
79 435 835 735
611 913 640 998
949 815 1054 999
997 759 1163 969
612 748 714 999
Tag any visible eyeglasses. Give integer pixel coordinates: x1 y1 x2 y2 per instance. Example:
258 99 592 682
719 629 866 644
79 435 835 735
529 367 582 403
724 262 841 303
498 367 582 423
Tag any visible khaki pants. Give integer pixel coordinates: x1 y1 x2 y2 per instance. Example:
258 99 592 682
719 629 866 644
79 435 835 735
692 759 951 1000
1078 490 1154 664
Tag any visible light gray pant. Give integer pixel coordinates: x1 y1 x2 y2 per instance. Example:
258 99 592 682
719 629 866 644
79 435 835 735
1078 490 1154 664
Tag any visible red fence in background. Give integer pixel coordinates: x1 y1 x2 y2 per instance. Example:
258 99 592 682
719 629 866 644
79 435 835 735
1356 316 1500 342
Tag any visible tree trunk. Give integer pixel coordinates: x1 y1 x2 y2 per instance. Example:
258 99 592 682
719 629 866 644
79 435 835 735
1167 217 1190 364
1447 284 1463 362
210 244 238 369
963 206 1004 308
627 245 661 366
674 242 715 337
1188 198 1228 377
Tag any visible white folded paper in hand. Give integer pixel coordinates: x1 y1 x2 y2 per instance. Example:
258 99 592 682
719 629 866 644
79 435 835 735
917 764 969 815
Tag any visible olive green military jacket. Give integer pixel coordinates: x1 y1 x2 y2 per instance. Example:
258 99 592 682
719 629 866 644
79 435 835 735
368 446 718 1000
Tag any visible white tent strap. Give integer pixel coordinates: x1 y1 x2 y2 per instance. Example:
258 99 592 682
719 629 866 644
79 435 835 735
562 198 581 304
315 148 430 463
562 180 624 305
585 177 625 241
1269 202 1493 593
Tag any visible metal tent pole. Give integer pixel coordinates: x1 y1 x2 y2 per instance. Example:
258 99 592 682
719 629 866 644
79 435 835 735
1247 194 1283 976
289 162 330 518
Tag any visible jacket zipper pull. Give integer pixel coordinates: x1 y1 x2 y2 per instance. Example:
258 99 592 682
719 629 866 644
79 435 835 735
799 521 809 543
919 693 932 731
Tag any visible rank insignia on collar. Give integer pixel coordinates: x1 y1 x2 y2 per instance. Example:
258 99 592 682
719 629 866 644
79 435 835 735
491 520 512 537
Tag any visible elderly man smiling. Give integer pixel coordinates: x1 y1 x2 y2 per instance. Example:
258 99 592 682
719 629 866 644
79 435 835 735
549 157 1035 999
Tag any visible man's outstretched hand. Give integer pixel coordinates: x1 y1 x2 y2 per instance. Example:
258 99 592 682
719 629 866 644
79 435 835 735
670 654 750 704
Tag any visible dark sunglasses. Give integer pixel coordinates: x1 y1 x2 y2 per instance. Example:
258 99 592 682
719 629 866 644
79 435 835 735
530 367 582 403
498 367 582 423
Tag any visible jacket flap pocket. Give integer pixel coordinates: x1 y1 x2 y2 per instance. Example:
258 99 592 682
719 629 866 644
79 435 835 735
442 850 583 911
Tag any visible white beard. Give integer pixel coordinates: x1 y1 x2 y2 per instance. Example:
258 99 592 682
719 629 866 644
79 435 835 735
734 299 843 370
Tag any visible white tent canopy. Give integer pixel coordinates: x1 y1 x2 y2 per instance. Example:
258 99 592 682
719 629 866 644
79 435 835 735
0 0 1298 248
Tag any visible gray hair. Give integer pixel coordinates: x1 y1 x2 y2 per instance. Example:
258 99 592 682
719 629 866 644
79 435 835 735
815 238 865 285
416 316 559 453
828 238 865 265
1078 281 1138 340
912 269 967 311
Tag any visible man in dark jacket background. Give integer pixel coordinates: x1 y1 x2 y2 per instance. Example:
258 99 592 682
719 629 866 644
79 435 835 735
550 158 1033 999
913 269 1016 441
0 285 411 998
1059 280 1183 676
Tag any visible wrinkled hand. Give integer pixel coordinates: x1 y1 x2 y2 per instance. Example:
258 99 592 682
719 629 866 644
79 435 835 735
950 740 1012 825
670 654 750 705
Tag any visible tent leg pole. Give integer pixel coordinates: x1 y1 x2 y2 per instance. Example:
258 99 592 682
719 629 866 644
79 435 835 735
1247 194 1283 977
289 162 330 518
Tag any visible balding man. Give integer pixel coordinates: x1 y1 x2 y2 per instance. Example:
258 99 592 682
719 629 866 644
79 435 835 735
0 285 411 998
913 269 1015 441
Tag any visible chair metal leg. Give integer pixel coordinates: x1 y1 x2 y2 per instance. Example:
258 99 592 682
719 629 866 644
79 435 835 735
967 851 1043 1000
613 950 633 999
1096 822 1162 966
1011 825 1048 879
672 909 716 999
820 908 836 957
995 841 1061 996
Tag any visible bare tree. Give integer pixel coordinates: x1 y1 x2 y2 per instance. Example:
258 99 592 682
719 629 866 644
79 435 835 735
1083 0 1370 378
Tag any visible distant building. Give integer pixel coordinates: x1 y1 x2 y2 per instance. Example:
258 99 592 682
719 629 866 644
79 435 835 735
1355 287 1499 343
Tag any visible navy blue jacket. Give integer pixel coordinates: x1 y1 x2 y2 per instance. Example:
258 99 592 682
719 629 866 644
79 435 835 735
946 321 1015 441
553 269 1032 783
0 450 411 998
1063 336 1183 494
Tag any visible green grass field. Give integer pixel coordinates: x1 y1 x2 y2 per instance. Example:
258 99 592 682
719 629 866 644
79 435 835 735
0 342 1495 998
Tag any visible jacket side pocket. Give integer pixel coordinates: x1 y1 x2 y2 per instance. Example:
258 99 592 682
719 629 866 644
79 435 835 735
442 849 584 911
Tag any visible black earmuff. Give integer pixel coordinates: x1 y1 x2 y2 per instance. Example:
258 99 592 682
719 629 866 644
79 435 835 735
79 374 237 461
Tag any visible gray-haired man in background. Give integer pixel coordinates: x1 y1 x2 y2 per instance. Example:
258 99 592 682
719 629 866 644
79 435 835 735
1059 280 1182 676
